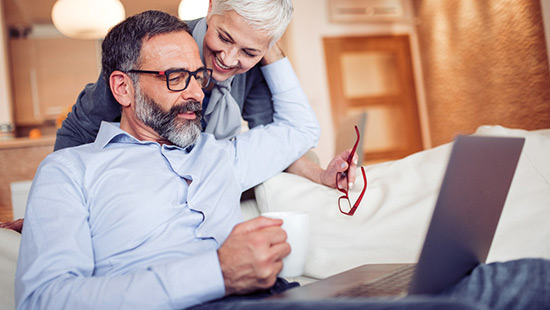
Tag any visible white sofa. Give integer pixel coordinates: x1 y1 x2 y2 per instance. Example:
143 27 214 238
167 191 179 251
0 228 19 310
2 125 550 309
250 125 550 282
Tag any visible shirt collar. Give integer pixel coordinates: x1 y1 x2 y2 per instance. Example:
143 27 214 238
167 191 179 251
93 121 197 152
94 121 141 149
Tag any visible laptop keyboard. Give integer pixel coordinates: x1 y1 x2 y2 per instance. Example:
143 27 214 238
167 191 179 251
335 264 416 297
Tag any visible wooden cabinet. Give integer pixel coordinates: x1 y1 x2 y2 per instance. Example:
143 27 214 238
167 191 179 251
0 137 55 221
9 37 100 126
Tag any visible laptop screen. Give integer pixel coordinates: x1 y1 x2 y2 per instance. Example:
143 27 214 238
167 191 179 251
409 135 525 294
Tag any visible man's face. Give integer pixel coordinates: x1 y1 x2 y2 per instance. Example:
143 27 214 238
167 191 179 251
203 10 272 82
131 31 206 147
134 83 202 148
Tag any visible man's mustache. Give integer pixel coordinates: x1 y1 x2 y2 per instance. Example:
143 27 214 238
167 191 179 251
170 101 203 119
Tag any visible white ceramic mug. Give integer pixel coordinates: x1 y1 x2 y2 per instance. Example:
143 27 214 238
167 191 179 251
262 211 310 278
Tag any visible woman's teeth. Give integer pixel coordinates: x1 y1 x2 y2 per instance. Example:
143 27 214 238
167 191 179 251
215 57 231 70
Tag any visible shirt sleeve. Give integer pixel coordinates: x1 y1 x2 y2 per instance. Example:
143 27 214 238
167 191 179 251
15 154 225 310
54 75 122 151
233 57 321 190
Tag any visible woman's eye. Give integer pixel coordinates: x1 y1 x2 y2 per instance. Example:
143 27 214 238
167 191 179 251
243 50 255 57
219 34 230 43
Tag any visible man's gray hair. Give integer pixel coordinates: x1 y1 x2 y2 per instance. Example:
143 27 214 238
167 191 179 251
210 0 293 46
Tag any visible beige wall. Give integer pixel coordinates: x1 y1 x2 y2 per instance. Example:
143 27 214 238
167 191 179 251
0 1 14 137
414 0 550 146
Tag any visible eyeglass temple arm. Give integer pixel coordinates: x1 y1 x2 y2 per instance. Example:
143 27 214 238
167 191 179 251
352 166 367 208
338 125 361 183
346 125 360 164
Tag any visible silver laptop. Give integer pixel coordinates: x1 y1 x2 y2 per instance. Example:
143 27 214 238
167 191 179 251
271 135 525 300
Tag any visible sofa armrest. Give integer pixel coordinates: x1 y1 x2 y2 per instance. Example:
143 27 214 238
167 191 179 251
0 228 20 310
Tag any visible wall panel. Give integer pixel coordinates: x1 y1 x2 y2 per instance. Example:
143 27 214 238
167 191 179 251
414 0 550 146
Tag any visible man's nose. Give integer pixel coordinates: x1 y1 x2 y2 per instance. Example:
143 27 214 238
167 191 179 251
180 77 205 102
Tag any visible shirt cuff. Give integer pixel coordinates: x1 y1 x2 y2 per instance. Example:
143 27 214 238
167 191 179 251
161 250 225 308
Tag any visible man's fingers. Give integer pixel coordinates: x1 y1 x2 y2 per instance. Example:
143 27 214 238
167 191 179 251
219 223 290 295
234 216 283 235
261 226 288 246
270 241 291 261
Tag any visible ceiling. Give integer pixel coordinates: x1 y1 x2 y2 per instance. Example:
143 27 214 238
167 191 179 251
2 0 182 29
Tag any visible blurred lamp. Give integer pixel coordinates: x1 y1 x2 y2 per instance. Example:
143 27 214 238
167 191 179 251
178 0 209 20
52 0 125 39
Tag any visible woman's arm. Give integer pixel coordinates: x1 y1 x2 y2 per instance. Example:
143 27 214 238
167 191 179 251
285 151 359 189
258 44 359 189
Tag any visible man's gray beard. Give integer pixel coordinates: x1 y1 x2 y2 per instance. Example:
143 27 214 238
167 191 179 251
134 84 202 148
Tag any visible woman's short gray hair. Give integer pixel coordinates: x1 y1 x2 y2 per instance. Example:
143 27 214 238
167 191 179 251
210 0 293 46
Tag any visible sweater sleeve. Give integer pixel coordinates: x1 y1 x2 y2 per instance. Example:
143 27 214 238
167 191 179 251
239 64 274 128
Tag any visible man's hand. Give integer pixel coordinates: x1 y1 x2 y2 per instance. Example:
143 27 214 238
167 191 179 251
0 218 24 233
321 149 358 189
218 216 290 296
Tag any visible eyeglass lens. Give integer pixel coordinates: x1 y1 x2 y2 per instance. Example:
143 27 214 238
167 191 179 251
338 196 352 214
167 69 210 91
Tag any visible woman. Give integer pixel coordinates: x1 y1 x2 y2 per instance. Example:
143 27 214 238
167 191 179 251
55 0 358 189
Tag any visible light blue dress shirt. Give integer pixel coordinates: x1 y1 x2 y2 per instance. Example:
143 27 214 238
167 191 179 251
15 58 320 310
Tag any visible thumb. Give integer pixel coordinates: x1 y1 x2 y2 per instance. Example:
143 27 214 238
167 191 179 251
338 159 349 172
331 157 348 173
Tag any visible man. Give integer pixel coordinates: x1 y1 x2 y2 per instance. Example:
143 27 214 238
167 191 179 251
15 11 550 310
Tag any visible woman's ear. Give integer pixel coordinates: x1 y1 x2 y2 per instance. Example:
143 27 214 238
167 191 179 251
109 71 134 107
207 0 213 17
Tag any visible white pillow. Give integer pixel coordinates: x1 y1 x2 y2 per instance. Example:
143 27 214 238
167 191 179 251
255 125 550 279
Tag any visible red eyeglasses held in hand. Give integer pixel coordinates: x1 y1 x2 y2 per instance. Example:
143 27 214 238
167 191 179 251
336 125 367 216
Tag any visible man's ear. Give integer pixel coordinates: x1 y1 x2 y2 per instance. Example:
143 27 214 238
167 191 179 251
109 71 134 107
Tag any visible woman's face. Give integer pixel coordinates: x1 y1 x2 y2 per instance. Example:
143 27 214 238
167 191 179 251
203 10 271 82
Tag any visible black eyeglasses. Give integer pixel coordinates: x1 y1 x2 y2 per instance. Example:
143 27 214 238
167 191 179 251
128 68 213 91
336 125 367 216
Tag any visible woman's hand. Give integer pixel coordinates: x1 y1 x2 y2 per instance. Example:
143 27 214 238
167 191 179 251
260 42 285 66
320 149 359 189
